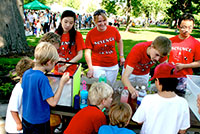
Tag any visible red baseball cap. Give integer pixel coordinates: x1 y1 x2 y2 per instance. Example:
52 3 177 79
149 63 183 81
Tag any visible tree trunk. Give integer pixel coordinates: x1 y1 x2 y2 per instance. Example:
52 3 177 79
168 13 174 29
125 0 131 32
0 0 32 56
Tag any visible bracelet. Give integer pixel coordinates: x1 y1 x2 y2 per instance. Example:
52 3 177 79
120 55 124 58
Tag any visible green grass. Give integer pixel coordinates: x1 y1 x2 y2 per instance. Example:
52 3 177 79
26 35 41 47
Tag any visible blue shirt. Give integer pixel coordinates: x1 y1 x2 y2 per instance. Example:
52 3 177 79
22 69 54 124
98 125 136 134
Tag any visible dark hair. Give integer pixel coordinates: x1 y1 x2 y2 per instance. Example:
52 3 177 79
178 13 194 26
55 10 76 49
93 9 106 17
158 78 179 92
45 9 49 13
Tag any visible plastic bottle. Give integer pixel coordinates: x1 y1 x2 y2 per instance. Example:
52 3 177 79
137 96 142 106
99 73 107 83
74 95 80 110
80 89 88 109
148 76 151 88
120 86 129 103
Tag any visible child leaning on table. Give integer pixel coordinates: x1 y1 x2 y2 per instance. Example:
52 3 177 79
132 63 190 134
5 57 34 134
64 82 113 134
22 42 70 134
98 102 136 134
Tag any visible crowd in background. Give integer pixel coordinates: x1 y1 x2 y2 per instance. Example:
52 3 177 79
23 9 96 37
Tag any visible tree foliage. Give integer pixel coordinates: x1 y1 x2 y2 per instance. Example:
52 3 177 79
24 0 46 4
65 0 80 10
166 0 200 28
101 0 169 30
24 0 80 10
101 0 118 16
86 1 98 13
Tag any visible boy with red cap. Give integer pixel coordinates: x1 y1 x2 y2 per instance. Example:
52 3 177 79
132 63 190 134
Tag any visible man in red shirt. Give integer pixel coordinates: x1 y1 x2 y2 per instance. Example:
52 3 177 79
169 13 200 77
122 36 171 98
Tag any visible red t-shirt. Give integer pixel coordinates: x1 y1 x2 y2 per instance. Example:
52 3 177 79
54 31 85 76
124 42 167 75
169 35 200 76
64 106 107 134
85 25 121 67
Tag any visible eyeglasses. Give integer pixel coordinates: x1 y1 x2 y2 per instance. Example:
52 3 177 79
180 26 193 31
94 9 106 16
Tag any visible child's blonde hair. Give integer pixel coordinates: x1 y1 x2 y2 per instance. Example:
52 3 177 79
16 57 34 77
88 82 113 105
39 32 61 45
34 42 59 65
109 102 132 128
152 36 171 56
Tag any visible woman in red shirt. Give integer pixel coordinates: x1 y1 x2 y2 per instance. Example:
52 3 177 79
85 9 125 86
55 10 85 76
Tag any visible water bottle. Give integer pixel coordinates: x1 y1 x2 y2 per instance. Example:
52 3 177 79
74 95 80 110
137 96 143 106
120 86 129 103
99 73 107 83
80 89 88 109
148 76 151 88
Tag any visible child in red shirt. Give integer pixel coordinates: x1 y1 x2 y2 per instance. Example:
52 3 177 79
64 82 113 134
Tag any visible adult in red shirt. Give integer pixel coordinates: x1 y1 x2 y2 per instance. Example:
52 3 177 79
53 10 85 133
55 10 85 76
122 36 171 98
85 9 125 86
168 13 200 77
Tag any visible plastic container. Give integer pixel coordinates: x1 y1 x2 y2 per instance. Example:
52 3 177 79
185 75 200 121
80 89 88 109
120 87 129 103
99 73 107 83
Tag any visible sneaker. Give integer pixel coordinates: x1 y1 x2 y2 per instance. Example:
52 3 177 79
54 123 62 133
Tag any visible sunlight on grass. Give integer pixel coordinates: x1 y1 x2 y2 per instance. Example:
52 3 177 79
26 35 41 47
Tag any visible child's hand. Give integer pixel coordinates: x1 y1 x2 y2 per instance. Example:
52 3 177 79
59 57 66 62
60 72 70 85
58 65 66 73
58 64 72 73
17 122 22 131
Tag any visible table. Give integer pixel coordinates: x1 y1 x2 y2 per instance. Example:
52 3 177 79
51 93 200 133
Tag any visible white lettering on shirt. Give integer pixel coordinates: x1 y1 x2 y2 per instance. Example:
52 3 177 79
94 37 115 45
